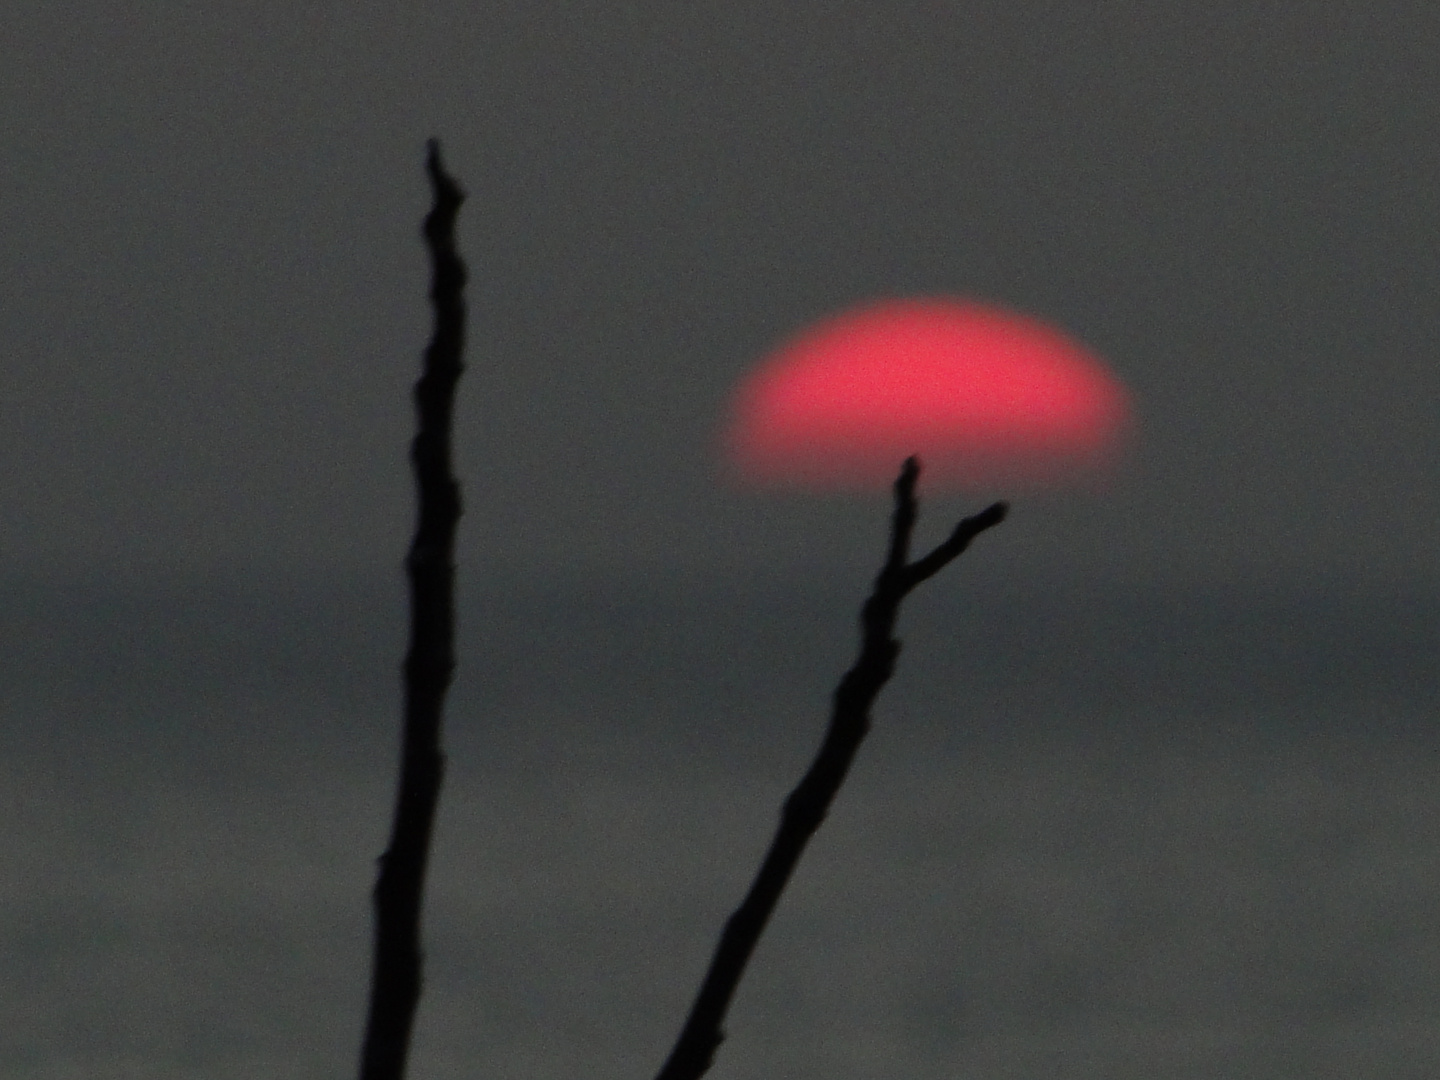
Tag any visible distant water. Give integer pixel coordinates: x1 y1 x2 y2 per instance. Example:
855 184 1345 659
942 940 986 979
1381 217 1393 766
0 575 1435 1079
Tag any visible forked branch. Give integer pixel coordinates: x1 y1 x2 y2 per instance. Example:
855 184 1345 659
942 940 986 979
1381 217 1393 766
654 456 1007 1080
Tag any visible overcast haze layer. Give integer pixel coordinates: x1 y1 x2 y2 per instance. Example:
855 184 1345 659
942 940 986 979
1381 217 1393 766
5 0 1439 587
3 3 1439 1078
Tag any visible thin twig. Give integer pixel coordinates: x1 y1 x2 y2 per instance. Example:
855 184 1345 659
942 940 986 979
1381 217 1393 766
358 138 467 1080
653 456 1007 1080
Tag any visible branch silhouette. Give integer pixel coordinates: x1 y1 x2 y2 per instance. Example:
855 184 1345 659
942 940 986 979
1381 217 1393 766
358 139 467 1080
354 144 1000 1080
654 457 1006 1080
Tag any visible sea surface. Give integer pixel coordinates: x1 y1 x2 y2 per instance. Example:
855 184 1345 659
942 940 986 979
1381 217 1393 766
1 574 1436 1079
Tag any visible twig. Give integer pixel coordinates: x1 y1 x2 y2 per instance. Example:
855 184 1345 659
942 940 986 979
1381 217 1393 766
358 139 467 1080
653 456 1006 1080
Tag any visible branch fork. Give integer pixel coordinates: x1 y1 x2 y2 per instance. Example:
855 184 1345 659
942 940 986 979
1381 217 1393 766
655 455 1007 1080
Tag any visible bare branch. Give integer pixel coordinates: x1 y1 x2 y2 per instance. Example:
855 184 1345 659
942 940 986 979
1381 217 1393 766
358 138 467 1080
902 501 1008 591
653 457 1007 1080
883 455 921 576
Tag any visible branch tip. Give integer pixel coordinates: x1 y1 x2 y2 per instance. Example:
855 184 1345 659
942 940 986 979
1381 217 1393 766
897 455 920 494
424 138 466 209
978 500 1008 527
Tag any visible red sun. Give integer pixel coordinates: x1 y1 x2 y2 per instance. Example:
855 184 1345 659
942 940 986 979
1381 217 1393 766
723 297 1132 491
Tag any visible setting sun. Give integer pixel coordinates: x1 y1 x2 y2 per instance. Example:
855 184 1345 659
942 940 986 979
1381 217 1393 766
724 297 1132 491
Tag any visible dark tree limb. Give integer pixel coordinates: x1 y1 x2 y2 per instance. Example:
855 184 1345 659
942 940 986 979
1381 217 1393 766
358 139 467 1080
653 456 1006 1080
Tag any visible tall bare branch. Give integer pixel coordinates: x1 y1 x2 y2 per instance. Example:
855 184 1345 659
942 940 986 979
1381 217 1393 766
359 138 467 1080
653 455 1006 1080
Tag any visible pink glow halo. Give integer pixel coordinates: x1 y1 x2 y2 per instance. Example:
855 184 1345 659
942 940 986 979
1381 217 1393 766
723 297 1132 492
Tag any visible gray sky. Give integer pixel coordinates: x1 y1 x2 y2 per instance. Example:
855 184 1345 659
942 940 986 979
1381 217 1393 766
5 1 1439 590
4 3 1440 1078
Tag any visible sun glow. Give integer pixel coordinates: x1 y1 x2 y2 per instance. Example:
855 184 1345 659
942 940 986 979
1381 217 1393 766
724 298 1131 491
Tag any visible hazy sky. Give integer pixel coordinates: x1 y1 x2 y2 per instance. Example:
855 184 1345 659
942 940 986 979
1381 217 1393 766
4 4 1440 1078
6 1 1439 591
